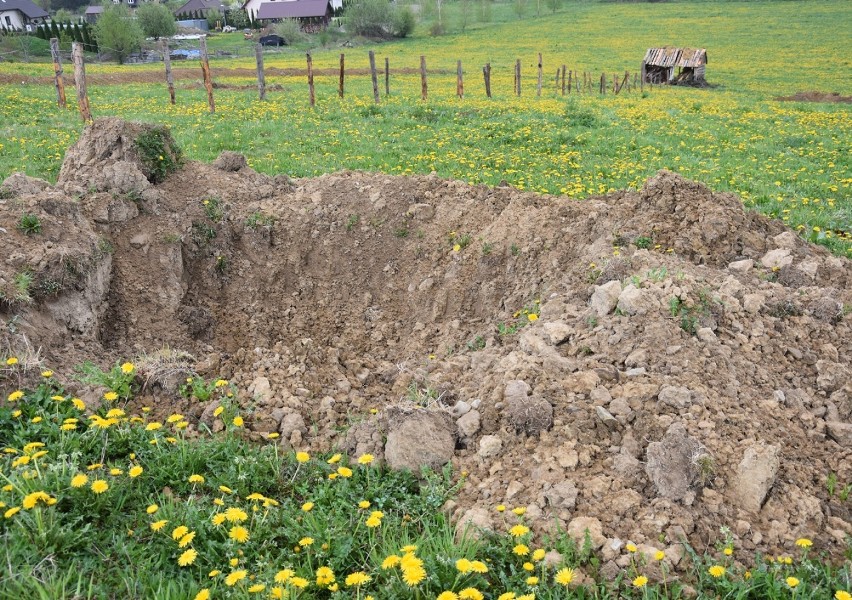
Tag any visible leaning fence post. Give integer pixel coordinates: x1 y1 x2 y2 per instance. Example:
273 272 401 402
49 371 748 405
199 37 215 113
483 63 491 98
420 55 427 101
536 52 542 97
600 72 605 94
306 52 315 106
50 38 67 109
161 39 175 104
385 57 390 97
368 50 379 103
456 60 463 99
255 43 266 100
71 42 91 122
561 65 566 96
339 53 345 98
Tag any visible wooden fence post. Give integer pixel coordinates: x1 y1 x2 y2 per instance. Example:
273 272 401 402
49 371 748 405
339 53 345 98
567 69 572 95
600 72 605 94
50 38 67 109
71 42 91 122
307 52 315 106
613 73 618 94
420 55 427 101
483 63 491 98
515 59 521 96
536 53 542 97
385 57 389 97
254 43 265 101
456 60 463 99
561 65 566 96
368 50 379 103
161 39 175 104
199 37 215 113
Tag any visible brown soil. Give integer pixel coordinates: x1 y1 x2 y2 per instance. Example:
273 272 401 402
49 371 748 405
775 91 852 103
2 119 851 570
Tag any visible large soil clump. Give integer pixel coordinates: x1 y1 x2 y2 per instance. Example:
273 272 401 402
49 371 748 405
2 119 850 569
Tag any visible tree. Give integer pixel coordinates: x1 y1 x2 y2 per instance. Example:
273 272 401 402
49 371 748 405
94 4 143 64
136 2 177 39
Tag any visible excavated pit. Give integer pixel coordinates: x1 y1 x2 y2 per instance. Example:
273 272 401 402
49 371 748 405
2 119 851 567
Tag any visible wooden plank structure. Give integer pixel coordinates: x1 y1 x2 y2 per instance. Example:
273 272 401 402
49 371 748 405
642 47 707 84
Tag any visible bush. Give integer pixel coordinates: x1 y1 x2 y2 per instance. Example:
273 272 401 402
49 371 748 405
346 0 392 38
273 18 305 44
391 5 416 38
136 2 177 40
94 5 143 64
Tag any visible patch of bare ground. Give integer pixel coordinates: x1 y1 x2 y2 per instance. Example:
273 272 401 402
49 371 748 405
2 119 851 575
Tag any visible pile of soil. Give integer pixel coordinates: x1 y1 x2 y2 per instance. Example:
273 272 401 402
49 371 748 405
2 119 850 571
775 91 852 103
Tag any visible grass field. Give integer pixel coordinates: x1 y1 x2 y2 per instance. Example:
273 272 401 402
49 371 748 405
0 0 849 258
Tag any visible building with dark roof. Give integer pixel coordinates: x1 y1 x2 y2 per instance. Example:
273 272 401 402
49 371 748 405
0 0 48 31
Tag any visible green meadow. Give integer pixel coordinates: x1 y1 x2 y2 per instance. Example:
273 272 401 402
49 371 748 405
0 0 849 257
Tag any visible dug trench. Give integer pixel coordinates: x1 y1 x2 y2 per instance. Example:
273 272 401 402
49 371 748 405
1 118 850 573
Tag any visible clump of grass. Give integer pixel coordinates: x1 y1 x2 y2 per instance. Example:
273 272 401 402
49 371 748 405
134 126 182 184
17 213 41 236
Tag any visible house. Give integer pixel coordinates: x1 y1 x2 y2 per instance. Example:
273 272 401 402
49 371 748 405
255 0 332 29
0 0 48 32
174 0 227 18
642 47 707 84
84 5 103 24
242 0 340 24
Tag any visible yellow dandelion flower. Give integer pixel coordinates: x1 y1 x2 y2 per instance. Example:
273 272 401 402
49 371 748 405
146 422 163 431
437 593 459 600
120 362 135 374
151 520 168 531
528 313 539 322
456 558 472 573
224 507 248 522
178 548 197 566
248 583 265 593
509 524 530 537
382 555 401 569
497 594 516 600
179 532 196 548
229 526 249 543
302 502 314 512
295 451 310 463
91 480 109 494
129 466 144 478
104 392 118 401
459 589 483 600
213 406 224 417
787 577 800 588
496 504 506 512
172 525 189 540
72 398 85 410
655 550 666 561
7 390 24 402
274 569 294 583
316 566 335 585
193 589 210 600
723 547 733 556
401 544 417 554
290 577 309 588
71 473 88 488
402 565 426 586
229 558 239 567
358 500 371 509
147 504 159 514
299 537 314 547
269 587 286 599
5 506 21 518
365 515 382 527
212 514 226 526
708 565 726 578
327 453 342 464
337 467 353 478
555 567 574 586
188 474 205 484
470 561 488 574
633 575 648 588
6 357 18 365
345 572 371 586
513 544 530 556
232 416 244 427
357 454 374 465
532 548 546 561
512 507 526 516
523 562 535 571
225 570 247 586
215 379 228 387
835 592 852 600
795 538 813 548
626 543 637 553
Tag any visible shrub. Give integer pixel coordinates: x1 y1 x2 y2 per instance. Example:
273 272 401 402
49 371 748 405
94 5 144 64
392 5 417 37
136 2 177 40
346 0 392 38
273 18 305 44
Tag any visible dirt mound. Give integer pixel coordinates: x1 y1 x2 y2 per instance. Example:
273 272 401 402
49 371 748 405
2 119 851 569
775 91 852 103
